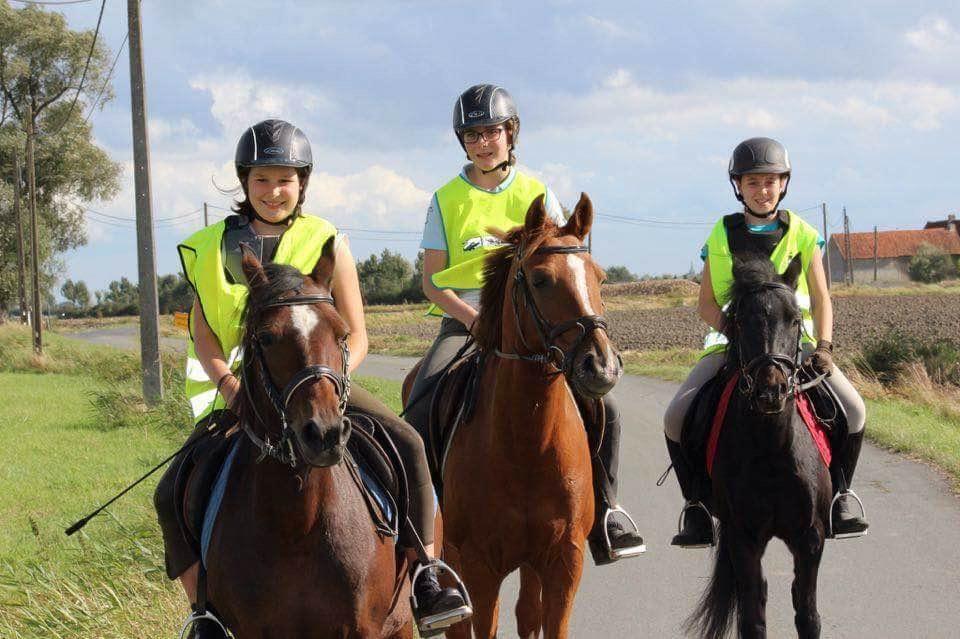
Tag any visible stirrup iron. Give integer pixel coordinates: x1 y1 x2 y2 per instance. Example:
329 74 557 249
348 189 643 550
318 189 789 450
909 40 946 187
179 610 231 639
602 505 646 559
828 489 868 540
410 559 473 636
676 501 717 548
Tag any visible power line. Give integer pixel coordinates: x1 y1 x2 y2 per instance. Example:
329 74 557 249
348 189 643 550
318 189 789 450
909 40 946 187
44 0 106 137
10 1 94 5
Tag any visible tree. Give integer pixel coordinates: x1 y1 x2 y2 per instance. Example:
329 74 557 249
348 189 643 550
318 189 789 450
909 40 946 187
357 249 415 304
60 277 89 309
605 265 637 283
97 276 139 316
157 273 192 314
908 243 957 283
0 3 122 311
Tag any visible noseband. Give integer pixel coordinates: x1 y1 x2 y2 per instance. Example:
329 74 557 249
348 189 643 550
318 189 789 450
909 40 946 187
495 242 610 378
241 292 351 467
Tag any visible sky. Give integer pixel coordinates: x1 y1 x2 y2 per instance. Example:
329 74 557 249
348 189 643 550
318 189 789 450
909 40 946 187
19 0 960 293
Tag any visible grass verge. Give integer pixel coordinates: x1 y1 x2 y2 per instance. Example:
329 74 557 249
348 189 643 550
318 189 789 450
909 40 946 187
0 324 408 638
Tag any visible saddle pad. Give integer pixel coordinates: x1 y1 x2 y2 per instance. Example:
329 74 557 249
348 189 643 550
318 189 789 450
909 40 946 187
201 438 241 567
199 439 397 567
706 372 832 478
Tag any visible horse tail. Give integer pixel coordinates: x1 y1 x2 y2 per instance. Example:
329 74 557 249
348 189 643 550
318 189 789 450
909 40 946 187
684 522 737 639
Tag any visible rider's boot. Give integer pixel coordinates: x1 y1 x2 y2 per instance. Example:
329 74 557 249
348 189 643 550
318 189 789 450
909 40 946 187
589 506 647 565
410 561 472 637
666 436 715 548
830 430 869 537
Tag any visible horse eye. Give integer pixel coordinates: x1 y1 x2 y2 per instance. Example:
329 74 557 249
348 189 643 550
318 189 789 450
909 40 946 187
257 332 277 346
532 274 548 288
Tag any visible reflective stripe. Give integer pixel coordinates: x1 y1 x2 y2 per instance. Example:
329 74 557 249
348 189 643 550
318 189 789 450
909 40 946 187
190 388 218 418
185 357 208 382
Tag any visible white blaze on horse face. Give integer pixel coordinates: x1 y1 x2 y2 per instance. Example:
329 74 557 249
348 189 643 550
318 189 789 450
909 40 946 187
290 305 319 343
566 253 596 315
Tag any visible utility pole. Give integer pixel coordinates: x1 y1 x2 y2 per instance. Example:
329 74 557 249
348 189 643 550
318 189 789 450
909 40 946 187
588 229 592 254
13 153 28 324
821 202 831 289
203 201 209 227
128 0 162 403
25 104 42 353
842 206 853 286
873 225 879 282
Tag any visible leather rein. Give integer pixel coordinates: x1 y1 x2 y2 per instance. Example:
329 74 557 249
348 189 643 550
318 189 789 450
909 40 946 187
495 242 609 379
241 293 351 467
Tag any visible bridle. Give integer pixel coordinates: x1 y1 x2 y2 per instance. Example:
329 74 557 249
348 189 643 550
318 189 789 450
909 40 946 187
730 281 824 409
241 292 351 467
495 241 610 379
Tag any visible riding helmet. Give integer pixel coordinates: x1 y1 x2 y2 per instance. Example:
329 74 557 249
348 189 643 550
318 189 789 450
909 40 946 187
235 119 313 175
452 84 520 152
728 137 791 205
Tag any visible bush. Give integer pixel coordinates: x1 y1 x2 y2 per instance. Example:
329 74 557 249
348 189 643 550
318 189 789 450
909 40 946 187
858 329 960 386
605 265 637 283
908 243 958 283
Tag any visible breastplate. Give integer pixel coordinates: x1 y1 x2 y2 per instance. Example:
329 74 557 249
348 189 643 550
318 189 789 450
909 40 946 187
221 218 282 285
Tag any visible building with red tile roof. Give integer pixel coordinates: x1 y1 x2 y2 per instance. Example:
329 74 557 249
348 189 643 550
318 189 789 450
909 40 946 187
826 226 960 284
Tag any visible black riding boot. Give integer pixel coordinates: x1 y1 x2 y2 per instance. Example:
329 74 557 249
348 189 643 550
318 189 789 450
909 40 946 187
587 394 645 565
665 437 715 548
411 561 472 637
830 430 869 536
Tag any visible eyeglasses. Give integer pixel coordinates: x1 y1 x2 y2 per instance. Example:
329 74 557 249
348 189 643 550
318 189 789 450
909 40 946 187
461 127 504 145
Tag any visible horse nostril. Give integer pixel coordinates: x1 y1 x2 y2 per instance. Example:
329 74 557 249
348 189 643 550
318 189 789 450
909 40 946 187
301 419 322 447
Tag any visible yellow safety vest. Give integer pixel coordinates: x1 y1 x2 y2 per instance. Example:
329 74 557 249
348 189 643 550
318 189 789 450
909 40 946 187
428 170 546 316
702 210 820 357
177 214 337 422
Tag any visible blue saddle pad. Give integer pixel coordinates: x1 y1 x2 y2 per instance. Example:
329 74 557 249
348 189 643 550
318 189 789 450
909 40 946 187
200 441 396 567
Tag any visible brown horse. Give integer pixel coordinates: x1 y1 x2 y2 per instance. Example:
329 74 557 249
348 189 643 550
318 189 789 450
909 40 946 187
203 240 412 639
403 194 622 638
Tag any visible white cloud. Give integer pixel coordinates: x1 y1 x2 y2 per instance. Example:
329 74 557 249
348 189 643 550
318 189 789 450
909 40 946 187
583 15 646 41
542 69 960 139
905 16 960 53
148 116 201 142
305 166 431 231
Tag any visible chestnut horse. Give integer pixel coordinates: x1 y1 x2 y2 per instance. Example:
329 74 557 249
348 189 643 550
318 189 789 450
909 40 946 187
403 194 621 638
203 240 412 638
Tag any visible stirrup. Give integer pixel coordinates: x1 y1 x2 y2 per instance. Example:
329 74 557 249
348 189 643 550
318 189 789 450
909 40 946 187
602 505 646 560
179 609 231 639
828 489 868 540
675 501 717 548
410 559 473 636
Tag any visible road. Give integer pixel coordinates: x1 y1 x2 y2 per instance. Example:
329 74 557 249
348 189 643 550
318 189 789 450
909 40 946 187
73 328 960 638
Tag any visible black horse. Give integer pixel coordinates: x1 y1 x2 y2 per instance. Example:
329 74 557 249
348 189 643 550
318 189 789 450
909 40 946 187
687 255 832 639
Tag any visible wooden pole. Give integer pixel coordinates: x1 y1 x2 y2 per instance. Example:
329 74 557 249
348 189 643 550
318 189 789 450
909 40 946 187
874 225 879 282
25 104 42 353
128 0 162 403
13 153 28 323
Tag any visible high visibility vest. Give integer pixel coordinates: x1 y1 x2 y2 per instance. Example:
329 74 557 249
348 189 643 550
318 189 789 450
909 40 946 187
427 170 546 316
702 210 820 357
177 214 337 422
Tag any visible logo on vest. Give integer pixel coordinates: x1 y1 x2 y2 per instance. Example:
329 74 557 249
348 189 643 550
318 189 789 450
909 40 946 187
463 236 506 252
263 146 285 155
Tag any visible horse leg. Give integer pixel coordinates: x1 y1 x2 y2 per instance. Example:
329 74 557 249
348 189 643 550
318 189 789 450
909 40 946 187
461 557 505 639
789 527 825 639
729 534 768 639
538 542 585 639
516 563 543 639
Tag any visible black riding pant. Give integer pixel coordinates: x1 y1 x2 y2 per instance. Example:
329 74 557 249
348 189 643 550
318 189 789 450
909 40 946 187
154 385 436 581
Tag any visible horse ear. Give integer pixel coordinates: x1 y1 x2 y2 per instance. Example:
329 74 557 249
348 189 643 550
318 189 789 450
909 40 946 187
311 235 337 288
561 192 593 241
241 243 268 290
781 254 803 290
524 194 549 233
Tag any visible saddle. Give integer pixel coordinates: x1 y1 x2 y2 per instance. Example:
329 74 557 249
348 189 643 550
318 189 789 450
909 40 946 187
681 367 849 479
425 348 607 502
175 410 407 569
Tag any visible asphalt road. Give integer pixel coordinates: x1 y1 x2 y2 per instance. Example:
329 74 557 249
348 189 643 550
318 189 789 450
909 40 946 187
73 329 960 638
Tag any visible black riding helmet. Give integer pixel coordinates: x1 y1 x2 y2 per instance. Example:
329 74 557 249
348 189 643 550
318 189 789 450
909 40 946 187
234 119 313 224
453 84 519 172
728 137 791 215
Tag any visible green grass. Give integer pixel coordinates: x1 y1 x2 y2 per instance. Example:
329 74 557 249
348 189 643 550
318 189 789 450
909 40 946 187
621 347 699 382
0 324 411 638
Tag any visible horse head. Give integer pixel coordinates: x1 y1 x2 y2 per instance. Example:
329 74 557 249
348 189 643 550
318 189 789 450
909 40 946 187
239 236 352 468
726 253 804 414
477 193 622 398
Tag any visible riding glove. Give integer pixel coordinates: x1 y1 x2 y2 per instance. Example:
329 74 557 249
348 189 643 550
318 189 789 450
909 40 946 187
809 340 834 375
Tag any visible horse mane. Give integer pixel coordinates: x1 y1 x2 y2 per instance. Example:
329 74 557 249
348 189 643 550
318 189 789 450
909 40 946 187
723 256 796 366
475 221 562 352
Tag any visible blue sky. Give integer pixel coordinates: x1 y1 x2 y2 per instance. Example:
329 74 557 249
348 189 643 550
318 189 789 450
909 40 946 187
34 0 960 292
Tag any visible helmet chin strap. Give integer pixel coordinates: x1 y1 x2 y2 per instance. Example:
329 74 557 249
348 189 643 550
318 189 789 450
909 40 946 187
480 161 510 175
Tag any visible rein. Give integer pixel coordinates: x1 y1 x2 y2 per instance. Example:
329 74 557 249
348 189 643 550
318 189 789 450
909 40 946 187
241 293 351 467
495 243 609 379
